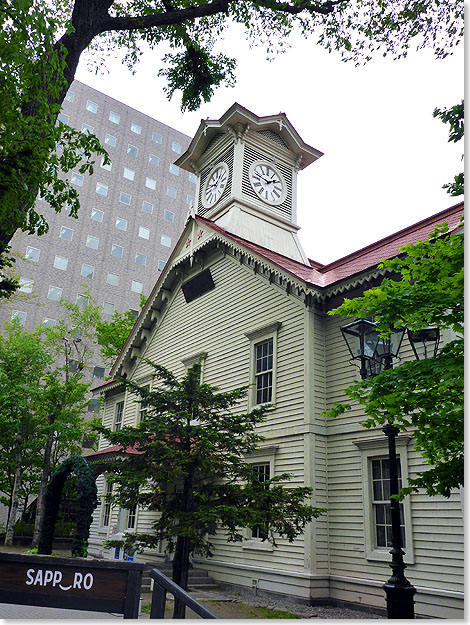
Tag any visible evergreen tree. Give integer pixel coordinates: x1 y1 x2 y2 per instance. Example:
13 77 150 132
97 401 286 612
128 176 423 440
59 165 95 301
97 360 324 618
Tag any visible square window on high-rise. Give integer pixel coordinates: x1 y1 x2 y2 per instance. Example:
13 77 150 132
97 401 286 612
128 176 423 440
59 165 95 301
91 208 104 222
131 122 141 134
131 280 143 294
189 173 197 184
19 278 33 293
65 90 74 102
101 158 112 171
145 177 156 190
152 132 162 144
71 172 83 186
161 234 171 247
123 167 135 181
47 286 62 301
54 255 68 271
43 318 57 327
127 144 138 157
166 186 177 199
119 192 131 205
149 154 159 167
142 201 153 214
187 195 195 206
107 272 119 286
25 246 40 262
111 244 123 259
138 226 150 240
11 311 27 326
76 294 88 309
102 302 115 316
172 141 182 154
164 210 174 223
96 182 108 197
59 227 73 241
135 252 147 267
115 217 128 231
81 263 94 278
169 164 179 176
93 365 106 379
109 111 120 124
86 100 98 113
57 112 69 125
81 123 94 134
86 235 99 250
157 260 165 272
105 134 116 147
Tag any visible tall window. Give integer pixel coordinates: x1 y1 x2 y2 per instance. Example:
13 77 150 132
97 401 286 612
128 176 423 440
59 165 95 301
371 458 405 548
139 386 150 422
114 401 124 431
127 505 137 529
102 480 113 527
251 463 270 539
254 339 273 405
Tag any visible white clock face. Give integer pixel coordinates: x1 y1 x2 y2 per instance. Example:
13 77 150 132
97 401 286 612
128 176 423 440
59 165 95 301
203 163 228 207
250 163 285 204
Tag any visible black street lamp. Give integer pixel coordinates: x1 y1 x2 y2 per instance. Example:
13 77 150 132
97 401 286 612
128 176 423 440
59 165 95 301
340 319 440 619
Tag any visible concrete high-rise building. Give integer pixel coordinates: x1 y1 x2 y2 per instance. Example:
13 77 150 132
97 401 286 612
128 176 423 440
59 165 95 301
1 80 196 381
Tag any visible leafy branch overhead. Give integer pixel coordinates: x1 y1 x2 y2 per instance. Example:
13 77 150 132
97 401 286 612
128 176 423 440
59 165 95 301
325 221 464 498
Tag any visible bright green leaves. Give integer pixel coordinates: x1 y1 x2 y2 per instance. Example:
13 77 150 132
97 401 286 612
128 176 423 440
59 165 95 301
433 100 464 196
326 220 464 498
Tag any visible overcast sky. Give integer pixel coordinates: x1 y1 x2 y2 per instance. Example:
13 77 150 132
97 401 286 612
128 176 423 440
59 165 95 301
75 25 463 264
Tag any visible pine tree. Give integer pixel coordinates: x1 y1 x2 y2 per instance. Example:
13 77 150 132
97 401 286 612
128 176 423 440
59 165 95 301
97 360 324 618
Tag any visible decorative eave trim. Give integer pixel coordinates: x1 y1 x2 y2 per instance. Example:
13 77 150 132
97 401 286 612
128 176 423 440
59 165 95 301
92 379 124 395
353 434 413 450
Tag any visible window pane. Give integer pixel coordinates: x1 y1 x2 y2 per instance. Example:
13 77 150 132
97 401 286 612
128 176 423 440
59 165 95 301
161 234 171 247
135 253 146 266
11 311 27 326
71 172 83 186
131 122 141 134
96 182 108 196
172 141 182 153
91 208 104 222
93 366 106 379
146 177 156 190
169 163 179 175
107 272 119 286
120 192 131 205
86 100 98 113
105 134 116 147
111 244 123 258
158 261 165 271
101 158 112 172
54 255 68 271
43 318 57 327
25 246 40 261
59 227 73 241
149 154 159 166
115 217 128 231
19 278 33 293
88 398 100 413
127 144 138 157
81 263 94 278
76 294 88 309
152 132 162 144
189 173 197 184
123 167 135 181
81 123 93 134
86 235 99 250
65 90 74 102
47 286 62 301
187 195 195 206
164 210 174 223
142 201 153 214
103 302 115 316
114 401 124 431
57 112 69 124
139 226 150 240
166 186 176 198
109 111 120 124
131 280 143 294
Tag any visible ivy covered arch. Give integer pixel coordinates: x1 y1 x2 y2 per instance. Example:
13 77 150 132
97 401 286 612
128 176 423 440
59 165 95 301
38 455 98 557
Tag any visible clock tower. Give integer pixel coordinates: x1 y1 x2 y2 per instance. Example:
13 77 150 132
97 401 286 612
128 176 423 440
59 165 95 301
174 103 323 264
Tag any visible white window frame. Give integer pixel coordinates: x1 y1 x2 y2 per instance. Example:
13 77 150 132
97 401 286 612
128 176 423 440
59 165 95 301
114 400 124 431
101 479 113 527
354 435 414 564
242 446 278 551
182 351 208 382
245 322 281 409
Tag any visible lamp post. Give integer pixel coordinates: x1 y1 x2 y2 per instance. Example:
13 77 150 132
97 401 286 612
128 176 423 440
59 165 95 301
340 319 440 619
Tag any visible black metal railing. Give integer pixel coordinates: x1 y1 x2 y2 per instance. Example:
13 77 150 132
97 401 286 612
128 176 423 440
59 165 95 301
149 568 218 619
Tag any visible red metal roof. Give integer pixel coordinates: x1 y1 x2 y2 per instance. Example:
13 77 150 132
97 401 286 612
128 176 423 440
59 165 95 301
84 444 144 459
198 201 463 288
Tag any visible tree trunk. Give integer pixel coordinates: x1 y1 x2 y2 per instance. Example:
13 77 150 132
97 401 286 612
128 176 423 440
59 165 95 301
4 434 23 545
172 472 194 619
31 432 54 547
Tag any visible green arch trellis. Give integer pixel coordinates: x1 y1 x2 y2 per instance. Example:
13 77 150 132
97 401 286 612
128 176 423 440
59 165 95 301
38 455 98 557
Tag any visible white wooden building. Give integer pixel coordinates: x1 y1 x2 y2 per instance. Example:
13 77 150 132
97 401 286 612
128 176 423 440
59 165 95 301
87 104 464 618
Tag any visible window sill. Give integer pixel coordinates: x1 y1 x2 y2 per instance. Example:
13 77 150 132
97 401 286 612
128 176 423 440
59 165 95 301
242 539 274 552
366 547 414 565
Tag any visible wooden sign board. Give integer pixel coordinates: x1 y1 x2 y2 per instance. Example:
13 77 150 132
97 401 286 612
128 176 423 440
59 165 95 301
0 552 146 618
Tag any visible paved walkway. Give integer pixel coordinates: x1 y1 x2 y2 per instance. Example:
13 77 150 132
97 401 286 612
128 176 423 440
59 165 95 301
0 603 125 619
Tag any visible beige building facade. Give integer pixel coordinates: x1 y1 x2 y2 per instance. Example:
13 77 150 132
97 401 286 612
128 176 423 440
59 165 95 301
88 105 464 618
